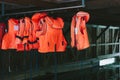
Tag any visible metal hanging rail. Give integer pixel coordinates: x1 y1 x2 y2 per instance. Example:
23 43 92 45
3 0 85 16
1 0 5 16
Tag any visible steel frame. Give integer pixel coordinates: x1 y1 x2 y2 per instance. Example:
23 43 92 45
0 0 85 16
96 26 110 40
2 52 120 80
1 0 4 16
0 0 120 80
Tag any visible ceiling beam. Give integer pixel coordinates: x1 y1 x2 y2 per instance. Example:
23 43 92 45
2 0 120 10
0 1 24 6
0 1 34 8
43 0 80 3
3 0 58 8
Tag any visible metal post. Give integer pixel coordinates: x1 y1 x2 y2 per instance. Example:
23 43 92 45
29 51 33 80
90 42 120 47
96 26 99 57
54 52 57 80
8 50 11 72
1 0 5 16
4 0 85 16
0 50 4 80
35 51 39 73
82 0 85 7
118 27 120 78
112 30 119 53
24 44 27 80
96 26 110 40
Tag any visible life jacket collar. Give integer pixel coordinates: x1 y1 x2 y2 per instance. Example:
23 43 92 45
53 17 64 29
76 11 90 22
32 13 47 22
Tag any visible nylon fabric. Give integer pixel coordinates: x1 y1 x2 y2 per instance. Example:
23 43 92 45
71 11 90 50
2 18 19 49
36 15 67 53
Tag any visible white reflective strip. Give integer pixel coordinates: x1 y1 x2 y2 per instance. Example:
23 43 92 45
74 27 78 34
76 17 78 22
14 25 19 31
5 29 7 32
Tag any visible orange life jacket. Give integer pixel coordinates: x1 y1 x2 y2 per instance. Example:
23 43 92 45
29 13 47 50
0 23 6 49
71 11 90 50
36 16 67 53
15 18 24 51
2 18 19 50
23 17 32 50
16 17 31 51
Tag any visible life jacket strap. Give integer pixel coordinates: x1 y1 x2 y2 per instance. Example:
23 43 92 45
23 36 29 38
16 35 29 41
28 38 39 44
16 35 23 41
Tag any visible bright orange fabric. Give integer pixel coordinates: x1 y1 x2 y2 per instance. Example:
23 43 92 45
15 18 24 51
2 18 19 50
22 17 31 51
36 15 67 53
71 11 90 50
16 17 35 51
29 13 47 50
16 17 32 51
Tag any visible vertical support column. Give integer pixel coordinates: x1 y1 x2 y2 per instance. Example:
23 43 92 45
93 25 98 57
54 52 57 80
8 50 11 72
35 50 39 73
97 68 100 80
118 27 120 80
82 0 85 7
113 29 119 53
118 27 120 53
111 29 116 80
96 26 101 57
109 29 112 53
104 26 109 80
101 28 105 55
24 44 27 80
29 51 33 80
1 0 5 16
105 27 109 54
112 29 115 53
105 69 109 80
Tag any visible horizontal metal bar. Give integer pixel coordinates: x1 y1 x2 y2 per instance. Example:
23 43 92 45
45 0 80 3
104 65 120 68
4 5 85 16
98 52 120 59
3 0 85 16
66 43 120 48
87 25 120 29
96 26 109 40
1 0 5 16
90 42 120 47
2 52 120 80
6 58 98 80
0 1 33 7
